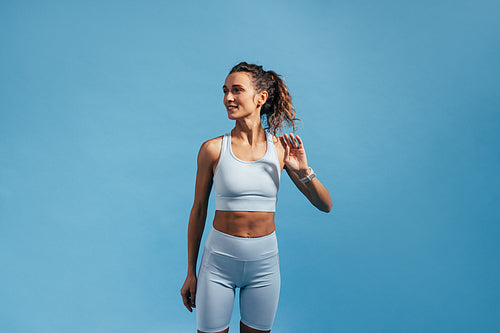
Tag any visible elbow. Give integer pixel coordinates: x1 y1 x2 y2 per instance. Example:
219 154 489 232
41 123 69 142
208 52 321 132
316 189 333 213
316 200 333 213
324 197 333 213
190 202 208 221
322 204 333 213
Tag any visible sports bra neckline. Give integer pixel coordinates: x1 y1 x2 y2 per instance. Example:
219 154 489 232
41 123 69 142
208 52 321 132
228 131 271 163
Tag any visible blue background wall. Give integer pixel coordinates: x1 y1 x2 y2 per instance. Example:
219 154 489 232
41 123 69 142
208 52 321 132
1 1 499 332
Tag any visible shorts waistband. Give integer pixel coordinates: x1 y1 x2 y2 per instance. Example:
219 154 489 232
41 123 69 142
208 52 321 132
205 227 278 261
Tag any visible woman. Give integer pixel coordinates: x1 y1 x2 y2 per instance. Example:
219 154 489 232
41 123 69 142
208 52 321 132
180 62 332 333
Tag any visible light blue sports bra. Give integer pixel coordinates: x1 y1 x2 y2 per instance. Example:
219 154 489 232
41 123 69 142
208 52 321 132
213 131 281 212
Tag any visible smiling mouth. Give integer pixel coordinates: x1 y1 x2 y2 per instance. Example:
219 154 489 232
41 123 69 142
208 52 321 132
227 106 238 111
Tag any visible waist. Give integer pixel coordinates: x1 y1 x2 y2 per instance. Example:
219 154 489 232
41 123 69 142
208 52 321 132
205 227 278 261
213 210 275 238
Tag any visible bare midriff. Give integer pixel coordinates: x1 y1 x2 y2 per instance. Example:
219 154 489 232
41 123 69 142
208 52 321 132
213 210 276 238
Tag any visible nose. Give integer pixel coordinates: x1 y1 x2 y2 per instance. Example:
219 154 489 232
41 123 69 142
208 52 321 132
225 92 235 102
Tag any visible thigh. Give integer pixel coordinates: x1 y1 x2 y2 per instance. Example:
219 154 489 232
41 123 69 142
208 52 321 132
196 251 238 333
239 253 281 331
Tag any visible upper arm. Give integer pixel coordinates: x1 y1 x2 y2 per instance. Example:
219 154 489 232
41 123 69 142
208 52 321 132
191 137 222 211
272 134 286 171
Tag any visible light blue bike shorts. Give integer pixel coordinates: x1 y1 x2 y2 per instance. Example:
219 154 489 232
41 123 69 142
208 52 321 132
196 227 280 332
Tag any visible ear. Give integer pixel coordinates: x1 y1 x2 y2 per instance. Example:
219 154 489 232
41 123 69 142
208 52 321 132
256 91 268 107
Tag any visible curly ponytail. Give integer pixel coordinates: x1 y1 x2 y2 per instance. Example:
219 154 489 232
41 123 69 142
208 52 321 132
229 62 301 136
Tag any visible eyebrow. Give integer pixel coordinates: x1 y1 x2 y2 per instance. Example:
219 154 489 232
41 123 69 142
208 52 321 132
222 84 245 89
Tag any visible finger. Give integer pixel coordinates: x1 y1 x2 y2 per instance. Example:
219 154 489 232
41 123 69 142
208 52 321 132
280 136 290 157
191 287 196 308
284 133 293 147
279 135 287 150
283 133 289 146
280 135 287 147
289 133 299 148
181 290 193 312
296 135 304 149
182 295 192 312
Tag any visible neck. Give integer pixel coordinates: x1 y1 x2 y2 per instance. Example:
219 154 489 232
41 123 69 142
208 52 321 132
232 118 266 146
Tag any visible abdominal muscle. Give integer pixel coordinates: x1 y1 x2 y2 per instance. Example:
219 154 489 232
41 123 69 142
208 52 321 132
213 210 276 238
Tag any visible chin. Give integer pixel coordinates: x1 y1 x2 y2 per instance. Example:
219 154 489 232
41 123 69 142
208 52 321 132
226 110 251 121
227 112 241 120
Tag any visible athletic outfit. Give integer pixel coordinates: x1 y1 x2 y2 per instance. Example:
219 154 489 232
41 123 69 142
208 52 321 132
196 131 282 332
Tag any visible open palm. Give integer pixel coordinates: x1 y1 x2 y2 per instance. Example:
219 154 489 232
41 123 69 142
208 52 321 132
279 133 309 172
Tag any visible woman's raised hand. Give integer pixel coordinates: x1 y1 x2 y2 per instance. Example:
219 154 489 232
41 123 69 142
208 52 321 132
279 133 309 172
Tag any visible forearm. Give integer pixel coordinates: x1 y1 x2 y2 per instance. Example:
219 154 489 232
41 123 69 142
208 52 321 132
186 206 208 275
297 168 333 212
304 177 332 212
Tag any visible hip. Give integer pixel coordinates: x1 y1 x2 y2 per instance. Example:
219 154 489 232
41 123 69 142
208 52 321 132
204 227 278 261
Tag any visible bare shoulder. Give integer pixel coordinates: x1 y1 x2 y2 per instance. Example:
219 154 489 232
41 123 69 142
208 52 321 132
198 135 223 166
270 133 285 169
270 133 284 152
270 133 282 148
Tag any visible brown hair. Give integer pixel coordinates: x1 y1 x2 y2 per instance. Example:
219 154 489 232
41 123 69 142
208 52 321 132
229 62 301 136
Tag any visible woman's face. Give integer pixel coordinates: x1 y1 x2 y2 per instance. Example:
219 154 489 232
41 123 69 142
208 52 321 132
223 72 266 120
